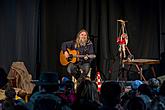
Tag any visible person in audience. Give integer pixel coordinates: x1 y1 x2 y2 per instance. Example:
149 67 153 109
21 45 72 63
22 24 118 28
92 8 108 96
59 76 70 92
121 80 143 109
127 96 146 110
26 72 71 110
137 84 152 110
73 79 101 110
99 81 124 110
159 80 165 105
3 86 25 110
58 78 76 107
148 78 160 97
130 80 143 97
150 80 165 110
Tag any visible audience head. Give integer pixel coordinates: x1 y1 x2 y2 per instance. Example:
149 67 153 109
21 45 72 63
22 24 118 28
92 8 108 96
76 79 98 101
75 79 100 110
148 78 160 88
100 81 121 106
131 80 143 90
5 86 16 99
148 78 160 96
127 97 146 110
138 84 152 95
34 72 59 92
59 76 70 91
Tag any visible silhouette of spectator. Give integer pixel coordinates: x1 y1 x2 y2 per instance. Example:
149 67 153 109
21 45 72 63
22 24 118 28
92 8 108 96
121 80 143 109
150 80 165 110
127 97 146 110
27 72 71 110
3 86 25 110
148 78 160 97
3 87 16 110
59 76 70 92
100 81 123 110
130 80 143 97
158 80 165 108
58 78 76 107
73 79 101 110
33 95 70 110
137 84 152 110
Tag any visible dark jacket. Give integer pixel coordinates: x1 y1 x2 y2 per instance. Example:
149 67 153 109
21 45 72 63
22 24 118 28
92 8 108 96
61 40 94 64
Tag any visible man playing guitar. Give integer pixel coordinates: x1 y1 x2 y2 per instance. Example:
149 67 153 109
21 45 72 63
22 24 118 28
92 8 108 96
61 29 95 84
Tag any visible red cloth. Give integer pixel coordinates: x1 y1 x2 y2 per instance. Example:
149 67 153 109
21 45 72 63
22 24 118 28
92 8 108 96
117 37 126 44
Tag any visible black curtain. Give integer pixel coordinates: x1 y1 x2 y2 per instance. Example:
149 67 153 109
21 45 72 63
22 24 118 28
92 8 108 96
0 0 40 79
0 0 164 80
41 0 164 80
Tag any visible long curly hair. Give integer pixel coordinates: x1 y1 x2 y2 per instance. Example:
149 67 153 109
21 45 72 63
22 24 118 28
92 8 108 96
75 29 90 48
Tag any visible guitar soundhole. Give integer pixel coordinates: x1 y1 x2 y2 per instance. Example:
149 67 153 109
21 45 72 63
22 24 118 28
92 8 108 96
67 54 73 61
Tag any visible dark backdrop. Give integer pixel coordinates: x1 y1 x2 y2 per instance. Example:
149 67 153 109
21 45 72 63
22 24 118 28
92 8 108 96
0 0 165 80
0 0 40 79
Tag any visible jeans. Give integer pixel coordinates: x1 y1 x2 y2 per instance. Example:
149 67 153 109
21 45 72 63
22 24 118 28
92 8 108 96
67 63 90 80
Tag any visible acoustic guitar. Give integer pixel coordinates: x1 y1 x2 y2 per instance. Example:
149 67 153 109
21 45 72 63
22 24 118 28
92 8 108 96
60 48 96 66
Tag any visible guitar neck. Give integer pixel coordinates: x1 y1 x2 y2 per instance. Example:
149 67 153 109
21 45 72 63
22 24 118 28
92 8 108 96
73 55 86 58
72 54 96 58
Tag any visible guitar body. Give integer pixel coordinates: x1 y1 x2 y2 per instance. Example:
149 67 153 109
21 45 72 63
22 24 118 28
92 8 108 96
60 48 78 66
